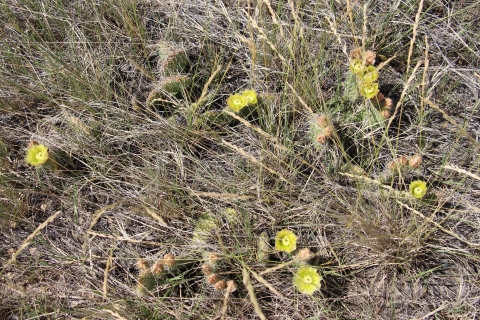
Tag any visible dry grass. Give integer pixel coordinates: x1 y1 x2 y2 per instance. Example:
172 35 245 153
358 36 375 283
1 0 480 319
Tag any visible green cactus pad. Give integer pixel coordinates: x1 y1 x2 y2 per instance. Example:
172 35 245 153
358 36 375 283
257 231 270 264
136 269 156 296
192 213 218 245
161 49 189 76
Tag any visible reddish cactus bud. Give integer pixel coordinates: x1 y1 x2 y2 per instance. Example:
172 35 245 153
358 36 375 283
162 254 176 267
409 154 422 169
214 280 227 290
207 274 220 285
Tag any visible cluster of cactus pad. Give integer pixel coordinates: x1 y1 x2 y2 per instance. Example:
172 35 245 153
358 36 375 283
136 209 239 296
146 43 192 112
136 252 236 296
310 114 335 145
342 48 393 123
201 252 237 292
135 217 323 297
23 43 430 302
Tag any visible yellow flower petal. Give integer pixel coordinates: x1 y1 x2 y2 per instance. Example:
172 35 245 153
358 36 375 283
25 144 49 166
350 58 365 75
293 266 322 295
360 65 379 83
359 82 379 99
275 229 297 253
409 180 427 199
226 94 247 112
241 90 257 106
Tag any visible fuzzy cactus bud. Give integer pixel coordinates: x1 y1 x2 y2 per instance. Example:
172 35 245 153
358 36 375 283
324 126 333 137
162 254 176 267
137 259 149 270
383 98 393 109
296 248 311 261
371 92 385 106
387 161 397 171
398 156 408 166
350 47 362 59
151 261 164 275
381 110 391 119
202 263 214 276
207 253 220 264
316 134 327 144
365 51 376 66
317 115 328 127
226 280 237 293
207 274 220 285
409 154 422 169
214 280 227 291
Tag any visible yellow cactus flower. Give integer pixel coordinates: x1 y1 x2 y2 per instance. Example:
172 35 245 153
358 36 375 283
360 66 379 83
359 82 379 99
409 180 428 199
241 89 258 106
293 265 322 295
275 229 297 253
25 144 49 166
226 94 247 112
350 58 365 75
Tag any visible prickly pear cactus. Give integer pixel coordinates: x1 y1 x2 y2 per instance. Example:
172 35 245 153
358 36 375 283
146 75 193 112
146 42 192 114
134 211 239 296
149 41 190 77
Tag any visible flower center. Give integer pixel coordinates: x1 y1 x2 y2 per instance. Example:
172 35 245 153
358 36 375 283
35 152 44 160
303 275 313 284
414 187 422 195
281 237 290 246
233 98 242 105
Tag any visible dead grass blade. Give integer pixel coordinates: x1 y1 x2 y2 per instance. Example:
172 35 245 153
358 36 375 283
387 60 423 131
409 303 448 320
242 267 266 320
193 63 223 110
406 0 424 75
144 206 168 227
285 82 314 114
189 190 257 201
223 110 289 152
247 11 290 69
396 200 480 248
443 164 480 181
423 98 478 145
259 251 322 276
420 35 430 113
221 139 292 185
244 263 286 299
87 231 164 246
82 203 118 252
376 53 398 72
103 249 114 299
220 287 231 320
3 210 62 269
103 309 128 320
